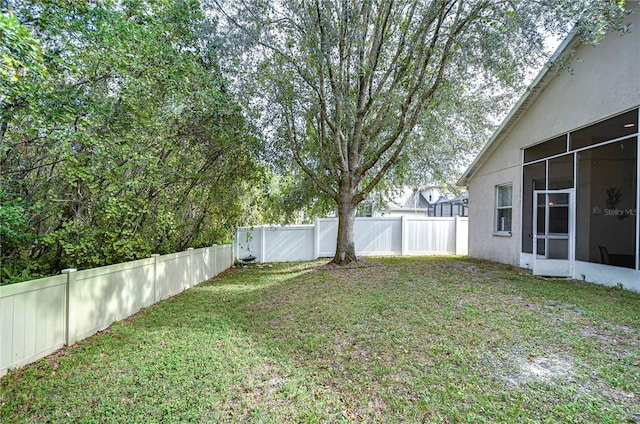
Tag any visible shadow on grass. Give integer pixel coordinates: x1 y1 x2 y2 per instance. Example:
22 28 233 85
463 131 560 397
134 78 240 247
2 257 640 423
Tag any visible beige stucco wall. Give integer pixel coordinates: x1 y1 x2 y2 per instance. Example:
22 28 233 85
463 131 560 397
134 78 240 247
467 8 640 265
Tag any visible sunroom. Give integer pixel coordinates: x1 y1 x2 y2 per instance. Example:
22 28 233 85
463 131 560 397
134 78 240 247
520 108 639 281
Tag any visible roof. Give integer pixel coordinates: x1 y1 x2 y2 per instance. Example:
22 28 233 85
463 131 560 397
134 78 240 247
435 192 468 205
457 27 582 186
387 190 431 211
385 189 468 212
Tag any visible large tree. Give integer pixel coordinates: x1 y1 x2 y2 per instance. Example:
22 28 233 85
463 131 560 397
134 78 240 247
215 0 628 265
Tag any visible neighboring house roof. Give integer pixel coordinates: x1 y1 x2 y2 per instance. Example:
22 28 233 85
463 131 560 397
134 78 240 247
385 189 468 213
434 195 447 204
447 192 469 204
434 192 468 205
458 27 581 186
387 190 431 211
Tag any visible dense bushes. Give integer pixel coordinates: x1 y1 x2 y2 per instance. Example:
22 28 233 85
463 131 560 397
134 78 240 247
1 1 266 283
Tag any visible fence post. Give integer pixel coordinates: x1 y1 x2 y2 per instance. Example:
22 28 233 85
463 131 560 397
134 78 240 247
260 226 266 263
401 216 407 256
235 227 239 264
187 248 194 288
211 244 217 277
62 268 78 346
314 217 320 259
150 254 160 302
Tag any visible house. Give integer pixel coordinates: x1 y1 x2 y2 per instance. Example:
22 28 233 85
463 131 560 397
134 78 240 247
459 5 640 292
378 187 468 217
381 187 439 217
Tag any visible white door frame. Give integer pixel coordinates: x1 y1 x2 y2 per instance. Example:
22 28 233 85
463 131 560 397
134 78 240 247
532 189 575 277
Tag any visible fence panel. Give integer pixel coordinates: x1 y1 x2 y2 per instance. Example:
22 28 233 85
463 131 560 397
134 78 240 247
71 258 156 342
1 244 233 376
455 217 469 256
318 219 338 257
236 227 262 261
237 217 467 262
0 275 67 375
355 218 402 255
192 247 208 285
405 218 456 254
221 245 233 270
156 251 191 300
264 226 315 262
215 245 227 275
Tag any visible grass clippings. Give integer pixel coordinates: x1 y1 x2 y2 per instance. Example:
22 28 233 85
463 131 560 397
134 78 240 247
1 257 639 423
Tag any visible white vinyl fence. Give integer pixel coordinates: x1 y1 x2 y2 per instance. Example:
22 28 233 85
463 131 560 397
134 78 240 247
0 244 233 377
236 216 468 263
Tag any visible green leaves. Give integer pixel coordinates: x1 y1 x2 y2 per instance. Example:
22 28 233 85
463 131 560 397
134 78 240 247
0 11 44 84
1 0 265 283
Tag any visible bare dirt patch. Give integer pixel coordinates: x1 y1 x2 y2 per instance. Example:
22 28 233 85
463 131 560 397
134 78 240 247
500 352 575 387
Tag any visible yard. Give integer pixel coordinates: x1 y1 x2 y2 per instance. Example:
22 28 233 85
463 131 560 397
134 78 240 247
1 257 639 423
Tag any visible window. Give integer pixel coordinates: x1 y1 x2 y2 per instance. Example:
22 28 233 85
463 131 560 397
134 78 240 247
576 138 637 268
524 135 567 163
496 184 513 233
570 109 638 151
522 162 546 252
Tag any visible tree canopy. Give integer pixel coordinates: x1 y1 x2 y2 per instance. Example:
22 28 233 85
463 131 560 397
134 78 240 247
1 0 267 283
1 0 631 280
214 0 629 264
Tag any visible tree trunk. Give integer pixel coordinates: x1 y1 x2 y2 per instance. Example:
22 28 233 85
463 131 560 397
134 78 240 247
333 197 357 265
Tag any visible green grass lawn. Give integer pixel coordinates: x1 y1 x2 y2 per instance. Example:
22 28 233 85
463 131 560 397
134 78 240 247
1 257 639 423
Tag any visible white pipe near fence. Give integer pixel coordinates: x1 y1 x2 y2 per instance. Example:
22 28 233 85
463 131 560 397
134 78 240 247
0 244 233 377
236 216 468 263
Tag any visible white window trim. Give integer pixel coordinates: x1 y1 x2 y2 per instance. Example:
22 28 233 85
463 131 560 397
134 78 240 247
495 183 513 236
